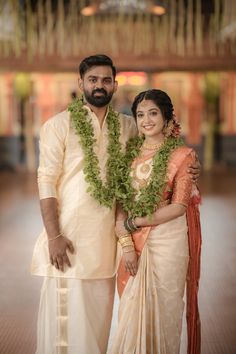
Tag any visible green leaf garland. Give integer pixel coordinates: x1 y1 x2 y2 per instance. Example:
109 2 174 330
115 136 184 217
68 98 123 208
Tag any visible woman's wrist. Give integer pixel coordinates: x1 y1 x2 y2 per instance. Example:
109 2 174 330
118 234 135 253
124 216 141 233
134 217 144 228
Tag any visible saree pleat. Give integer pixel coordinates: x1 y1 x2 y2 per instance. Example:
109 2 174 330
110 216 189 354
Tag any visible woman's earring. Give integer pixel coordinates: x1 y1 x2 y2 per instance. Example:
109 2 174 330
163 120 174 138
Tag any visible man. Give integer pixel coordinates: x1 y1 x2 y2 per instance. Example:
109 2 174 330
31 54 200 354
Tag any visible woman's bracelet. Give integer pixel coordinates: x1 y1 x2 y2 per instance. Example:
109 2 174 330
118 233 131 240
48 233 63 241
119 236 133 247
121 241 134 248
124 216 140 233
118 233 135 249
123 245 135 253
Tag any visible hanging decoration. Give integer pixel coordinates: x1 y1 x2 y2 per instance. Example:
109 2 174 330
0 0 235 60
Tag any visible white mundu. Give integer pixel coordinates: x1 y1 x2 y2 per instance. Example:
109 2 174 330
31 106 137 354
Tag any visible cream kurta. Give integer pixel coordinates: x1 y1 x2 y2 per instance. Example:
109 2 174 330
31 106 137 279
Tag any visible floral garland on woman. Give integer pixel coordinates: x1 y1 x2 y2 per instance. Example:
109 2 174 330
115 136 184 217
68 98 123 208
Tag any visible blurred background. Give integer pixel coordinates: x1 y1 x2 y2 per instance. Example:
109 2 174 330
0 1 235 353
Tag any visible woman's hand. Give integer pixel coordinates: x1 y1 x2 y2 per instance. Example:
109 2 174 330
123 249 138 276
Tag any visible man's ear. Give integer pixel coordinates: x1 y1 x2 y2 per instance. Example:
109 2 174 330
114 80 118 93
78 78 83 92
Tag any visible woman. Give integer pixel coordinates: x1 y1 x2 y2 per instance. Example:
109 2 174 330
110 89 201 354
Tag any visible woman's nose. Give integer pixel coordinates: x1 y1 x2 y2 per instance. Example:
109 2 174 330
143 113 151 123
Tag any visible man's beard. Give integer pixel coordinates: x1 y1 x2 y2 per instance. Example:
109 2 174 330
84 88 113 107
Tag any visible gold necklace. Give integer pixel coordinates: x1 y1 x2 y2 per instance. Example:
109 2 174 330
141 140 164 151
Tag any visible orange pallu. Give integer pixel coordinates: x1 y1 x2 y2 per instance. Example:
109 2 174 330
117 147 202 354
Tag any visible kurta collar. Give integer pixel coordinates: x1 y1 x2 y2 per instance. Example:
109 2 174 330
83 104 109 129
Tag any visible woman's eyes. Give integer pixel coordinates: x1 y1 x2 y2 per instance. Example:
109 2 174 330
150 111 158 116
137 114 144 119
137 111 158 118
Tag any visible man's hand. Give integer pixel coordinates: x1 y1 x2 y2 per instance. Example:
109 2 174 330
48 236 75 272
123 249 138 277
188 157 201 183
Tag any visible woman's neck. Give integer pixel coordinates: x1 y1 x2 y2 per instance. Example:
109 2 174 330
140 134 165 156
144 135 165 146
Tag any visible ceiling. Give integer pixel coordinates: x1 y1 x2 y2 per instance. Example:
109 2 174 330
0 0 235 71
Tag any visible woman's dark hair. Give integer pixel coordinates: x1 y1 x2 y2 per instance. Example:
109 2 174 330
131 89 174 123
79 54 116 79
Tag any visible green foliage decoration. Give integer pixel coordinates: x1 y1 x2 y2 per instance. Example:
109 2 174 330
68 98 123 208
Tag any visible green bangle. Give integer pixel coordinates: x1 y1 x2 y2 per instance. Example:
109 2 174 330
124 218 133 233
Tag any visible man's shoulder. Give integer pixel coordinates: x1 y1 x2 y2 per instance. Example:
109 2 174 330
117 112 137 140
39 110 71 140
43 110 70 128
118 112 133 120
118 112 136 127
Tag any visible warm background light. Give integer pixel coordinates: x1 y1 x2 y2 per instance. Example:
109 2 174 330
80 5 97 16
117 72 147 86
151 5 166 15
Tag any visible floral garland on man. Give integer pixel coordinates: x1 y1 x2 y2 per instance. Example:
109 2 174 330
68 97 124 208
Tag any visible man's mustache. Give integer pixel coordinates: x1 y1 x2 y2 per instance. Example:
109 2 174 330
92 88 107 96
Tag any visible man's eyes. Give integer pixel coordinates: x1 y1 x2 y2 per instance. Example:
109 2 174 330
103 79 112 84
89 78 97 83
88 78 112 84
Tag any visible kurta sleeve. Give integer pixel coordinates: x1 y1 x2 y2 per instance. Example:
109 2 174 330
171 151 196 207
37 115 67 199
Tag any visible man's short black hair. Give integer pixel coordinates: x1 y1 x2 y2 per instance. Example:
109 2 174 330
79 54 116 79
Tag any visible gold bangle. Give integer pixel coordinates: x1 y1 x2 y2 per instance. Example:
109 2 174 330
118 233 131 239
48 233 63 241
119 237 133 246
123 245 135 253
120 240 134 248
119 236 132 244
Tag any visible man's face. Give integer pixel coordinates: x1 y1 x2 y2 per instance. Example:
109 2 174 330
79 66 118 107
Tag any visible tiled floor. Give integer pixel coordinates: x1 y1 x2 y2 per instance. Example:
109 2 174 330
0 169 236 354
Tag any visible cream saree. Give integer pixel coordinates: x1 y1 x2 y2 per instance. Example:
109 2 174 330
109 146 201 354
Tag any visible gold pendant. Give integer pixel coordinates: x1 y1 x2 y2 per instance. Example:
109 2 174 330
140 163 151 174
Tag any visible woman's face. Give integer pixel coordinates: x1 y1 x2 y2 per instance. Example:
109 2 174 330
136 99 165 140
